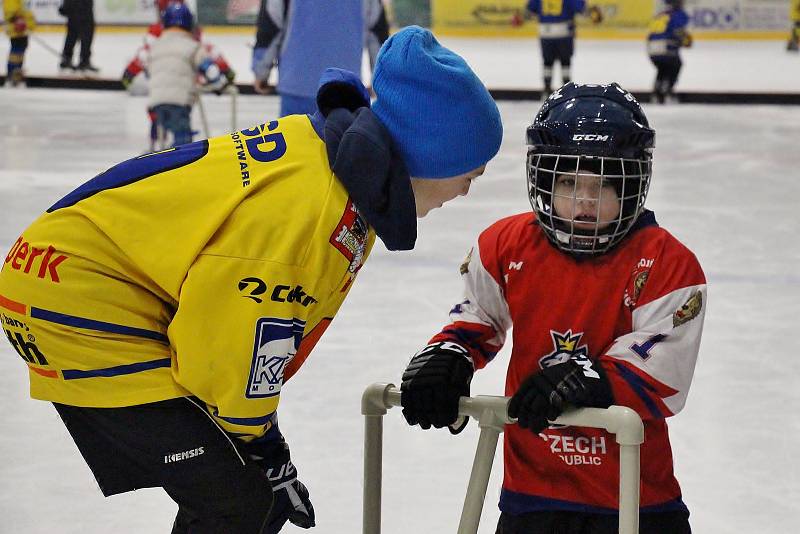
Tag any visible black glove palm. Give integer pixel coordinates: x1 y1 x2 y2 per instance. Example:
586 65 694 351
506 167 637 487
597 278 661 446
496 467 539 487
401 341 474 431
508 357 613 434
245 437 315 533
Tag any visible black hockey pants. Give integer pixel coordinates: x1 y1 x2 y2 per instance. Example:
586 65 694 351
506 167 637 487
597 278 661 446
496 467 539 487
61 16 95 65
54 397 275 533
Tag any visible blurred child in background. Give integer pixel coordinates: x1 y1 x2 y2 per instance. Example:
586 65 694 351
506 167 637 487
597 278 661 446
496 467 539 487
513 0 603 98
3 0 36 86
647 0 692 104
122 1 234 150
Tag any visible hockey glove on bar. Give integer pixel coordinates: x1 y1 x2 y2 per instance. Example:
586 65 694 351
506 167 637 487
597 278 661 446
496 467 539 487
245 436 315 533
508 357 614 434
401 341 474 433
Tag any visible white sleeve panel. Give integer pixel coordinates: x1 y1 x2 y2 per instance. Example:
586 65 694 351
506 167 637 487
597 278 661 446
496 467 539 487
450 242 513 349
605 284 706 415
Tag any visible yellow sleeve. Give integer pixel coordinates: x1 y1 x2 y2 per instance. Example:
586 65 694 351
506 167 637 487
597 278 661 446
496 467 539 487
3 0 35 28
3 0 20 21
168 254 325 439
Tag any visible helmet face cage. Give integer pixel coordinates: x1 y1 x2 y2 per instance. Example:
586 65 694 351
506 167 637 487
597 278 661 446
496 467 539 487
527 151 652 256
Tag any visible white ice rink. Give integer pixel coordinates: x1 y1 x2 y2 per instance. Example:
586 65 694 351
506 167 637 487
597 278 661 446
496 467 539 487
2 29 800 534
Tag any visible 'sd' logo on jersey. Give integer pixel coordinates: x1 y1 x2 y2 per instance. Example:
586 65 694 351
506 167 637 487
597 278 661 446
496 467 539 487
246 317 305 398
330 199 369 274
539 330 592 370
673 290 702 328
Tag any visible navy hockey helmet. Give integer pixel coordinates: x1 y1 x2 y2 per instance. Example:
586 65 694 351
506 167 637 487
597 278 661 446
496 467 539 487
526 82 655 256
163 2 194 31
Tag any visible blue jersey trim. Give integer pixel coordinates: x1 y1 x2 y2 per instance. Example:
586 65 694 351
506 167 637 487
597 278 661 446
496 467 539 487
500 489 688 515
62 357 172 380
214 410 276 426
440 326 499 363
309 110 325 140
613 362 664 419
30 307 168 343
47 140 209 212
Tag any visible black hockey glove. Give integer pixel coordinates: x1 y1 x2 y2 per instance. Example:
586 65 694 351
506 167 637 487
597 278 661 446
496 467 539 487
245 436 315 533
508 357 614 434
401 341 474 432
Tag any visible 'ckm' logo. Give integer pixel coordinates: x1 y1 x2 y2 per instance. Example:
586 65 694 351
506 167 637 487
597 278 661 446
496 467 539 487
572 134 609 141
246 317 305 398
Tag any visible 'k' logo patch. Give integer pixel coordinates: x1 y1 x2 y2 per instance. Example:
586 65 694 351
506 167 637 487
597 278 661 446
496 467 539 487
246 317 305 398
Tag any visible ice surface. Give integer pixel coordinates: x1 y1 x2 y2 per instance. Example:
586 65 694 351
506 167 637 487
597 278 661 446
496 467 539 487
1 29 799 92
1 29 800 534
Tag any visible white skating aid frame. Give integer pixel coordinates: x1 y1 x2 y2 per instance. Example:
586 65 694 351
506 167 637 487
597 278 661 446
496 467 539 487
361 383 644 534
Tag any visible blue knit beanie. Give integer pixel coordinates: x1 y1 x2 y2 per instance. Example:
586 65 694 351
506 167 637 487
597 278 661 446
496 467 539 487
371 26 503 179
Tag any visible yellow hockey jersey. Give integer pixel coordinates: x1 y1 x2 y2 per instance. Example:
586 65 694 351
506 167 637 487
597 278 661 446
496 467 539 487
3 0 36 38
0 114 376 439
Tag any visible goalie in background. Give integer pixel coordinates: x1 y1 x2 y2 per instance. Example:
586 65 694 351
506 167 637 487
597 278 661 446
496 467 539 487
3 0 36 86
400 83 706 534
124 2 233 149
512 0 603 99
647 0 692 104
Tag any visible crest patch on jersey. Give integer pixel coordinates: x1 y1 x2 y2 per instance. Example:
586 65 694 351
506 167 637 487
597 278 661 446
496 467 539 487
460 248 473 275
330 199 369 274
624 258 653 308
672 290 702 328
246 317 305 398
539 330 593 371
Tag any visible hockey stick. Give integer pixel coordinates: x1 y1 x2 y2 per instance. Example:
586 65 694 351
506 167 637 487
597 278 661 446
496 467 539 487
227 84 239 133
362 384 644 534
195 93 211 138
30 34 63 59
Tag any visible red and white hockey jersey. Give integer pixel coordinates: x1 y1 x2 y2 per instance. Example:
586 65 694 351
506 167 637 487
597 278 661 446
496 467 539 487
123 23 233 86
430 210 706 514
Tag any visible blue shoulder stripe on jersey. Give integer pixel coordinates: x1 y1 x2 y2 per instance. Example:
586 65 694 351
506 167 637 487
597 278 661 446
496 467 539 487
30 307 168 342
439 326 499 363
47 140 209 212
62 357 171 380
612 361 665 419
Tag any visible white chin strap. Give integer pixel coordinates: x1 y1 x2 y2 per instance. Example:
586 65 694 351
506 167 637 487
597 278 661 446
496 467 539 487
554 228 612 246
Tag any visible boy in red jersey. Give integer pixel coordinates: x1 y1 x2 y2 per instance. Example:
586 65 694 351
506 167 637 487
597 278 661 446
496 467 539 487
400 82 706 534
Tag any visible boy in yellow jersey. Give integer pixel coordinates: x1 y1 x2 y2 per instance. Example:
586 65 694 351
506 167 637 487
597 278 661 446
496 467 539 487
0 26 503 533
3 0 36 86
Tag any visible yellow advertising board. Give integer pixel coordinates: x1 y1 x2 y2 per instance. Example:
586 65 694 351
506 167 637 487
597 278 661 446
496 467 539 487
431 0 791 38
431 0 657 38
